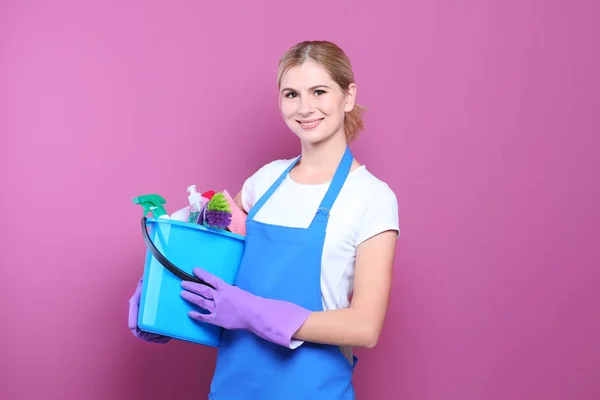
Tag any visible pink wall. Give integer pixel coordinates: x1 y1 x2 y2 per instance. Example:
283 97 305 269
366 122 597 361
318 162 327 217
1 1 598 399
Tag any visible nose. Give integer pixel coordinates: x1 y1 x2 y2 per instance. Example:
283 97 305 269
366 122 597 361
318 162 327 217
297 95 315 116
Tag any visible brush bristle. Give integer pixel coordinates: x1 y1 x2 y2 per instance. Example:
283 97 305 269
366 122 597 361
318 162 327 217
207 193 231 213
205 209 232 229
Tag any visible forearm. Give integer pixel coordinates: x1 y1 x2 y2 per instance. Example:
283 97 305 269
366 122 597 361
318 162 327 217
292 306 382 348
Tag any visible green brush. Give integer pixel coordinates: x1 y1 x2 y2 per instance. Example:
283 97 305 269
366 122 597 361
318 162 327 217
202 192 232 229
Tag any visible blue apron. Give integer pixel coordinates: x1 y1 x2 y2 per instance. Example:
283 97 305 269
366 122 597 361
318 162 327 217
208 146 357 400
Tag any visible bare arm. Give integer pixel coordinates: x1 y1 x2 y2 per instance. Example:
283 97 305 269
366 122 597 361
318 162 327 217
233 190 248 215
291 229 397 348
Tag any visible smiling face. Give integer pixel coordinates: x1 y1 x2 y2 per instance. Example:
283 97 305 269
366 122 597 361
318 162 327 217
279 59 356 146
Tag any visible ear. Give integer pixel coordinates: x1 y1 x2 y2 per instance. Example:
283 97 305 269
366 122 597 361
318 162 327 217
344 83 357 112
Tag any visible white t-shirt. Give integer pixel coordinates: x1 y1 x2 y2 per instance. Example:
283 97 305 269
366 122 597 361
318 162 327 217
241 158 400 361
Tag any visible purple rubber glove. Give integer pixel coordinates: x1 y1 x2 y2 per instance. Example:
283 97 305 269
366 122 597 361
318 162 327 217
128 277 171 344
180 268 311 348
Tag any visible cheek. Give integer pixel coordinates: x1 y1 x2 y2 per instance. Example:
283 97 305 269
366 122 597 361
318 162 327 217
280 101 296 118
320 96 345 115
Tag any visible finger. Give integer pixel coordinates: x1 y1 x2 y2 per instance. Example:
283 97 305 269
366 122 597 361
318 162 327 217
188 310 215 324
129 278 143 304
128 280 143 329
180 290 215 312
128 301 139 330
148 335 171 344
128 289 140 305
192 267 224 289
181 280 214 300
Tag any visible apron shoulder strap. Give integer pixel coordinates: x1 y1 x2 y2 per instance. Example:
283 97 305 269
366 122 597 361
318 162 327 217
308 146 354 232
247 146 354 232
247 156 301 221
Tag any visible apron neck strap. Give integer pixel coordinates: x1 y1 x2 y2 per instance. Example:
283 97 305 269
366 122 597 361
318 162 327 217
247 146 354 232
308 146 353 232
247 155 301 221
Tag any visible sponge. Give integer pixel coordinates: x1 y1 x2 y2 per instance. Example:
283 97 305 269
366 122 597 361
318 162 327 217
222 189 247 236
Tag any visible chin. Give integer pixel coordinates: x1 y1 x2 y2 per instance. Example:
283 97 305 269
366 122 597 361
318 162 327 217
291 123 328 143
296 130 330 145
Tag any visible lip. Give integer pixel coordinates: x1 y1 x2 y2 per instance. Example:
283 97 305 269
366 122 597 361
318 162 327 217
296 118 324 130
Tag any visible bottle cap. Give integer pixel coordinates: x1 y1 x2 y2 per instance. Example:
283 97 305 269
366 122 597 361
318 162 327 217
187 185 202 205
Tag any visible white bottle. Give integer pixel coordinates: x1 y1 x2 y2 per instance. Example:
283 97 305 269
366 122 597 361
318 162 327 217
169 205 190 221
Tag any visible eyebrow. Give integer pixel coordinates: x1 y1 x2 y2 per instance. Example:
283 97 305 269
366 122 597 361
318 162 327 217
280 85 331 93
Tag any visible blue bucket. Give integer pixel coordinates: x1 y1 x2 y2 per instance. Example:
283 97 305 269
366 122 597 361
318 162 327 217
137 216 245 347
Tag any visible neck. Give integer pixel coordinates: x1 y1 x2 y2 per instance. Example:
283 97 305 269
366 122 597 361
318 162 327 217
298 133 349 175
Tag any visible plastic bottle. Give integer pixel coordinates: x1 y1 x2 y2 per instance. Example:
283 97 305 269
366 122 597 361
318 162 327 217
186 185 204 224
169 205 190 222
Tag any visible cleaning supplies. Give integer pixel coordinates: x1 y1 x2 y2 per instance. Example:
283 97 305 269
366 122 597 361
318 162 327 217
204 192 232 229
202 190 216 200
222 189 247 236
169 187 214 222
132 194 169 218
187 185 205 224
133 186 244 236
196 201 209 226
169 205 190 222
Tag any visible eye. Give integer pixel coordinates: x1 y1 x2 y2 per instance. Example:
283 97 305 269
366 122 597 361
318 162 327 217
284 92 298 99
314 89 326 96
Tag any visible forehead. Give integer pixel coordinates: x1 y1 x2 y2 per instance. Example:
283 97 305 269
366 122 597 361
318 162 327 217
280 60 335 89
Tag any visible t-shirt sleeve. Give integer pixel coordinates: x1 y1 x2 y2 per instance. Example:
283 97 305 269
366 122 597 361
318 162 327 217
240 167 261 213
355 183 400 246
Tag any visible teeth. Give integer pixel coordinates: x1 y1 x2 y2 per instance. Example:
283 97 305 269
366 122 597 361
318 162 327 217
301 120 320 126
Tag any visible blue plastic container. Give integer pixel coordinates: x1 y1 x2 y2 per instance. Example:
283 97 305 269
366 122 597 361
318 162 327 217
137 216 245 347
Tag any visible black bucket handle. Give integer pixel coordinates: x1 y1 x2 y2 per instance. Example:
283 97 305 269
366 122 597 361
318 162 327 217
141 216 215 289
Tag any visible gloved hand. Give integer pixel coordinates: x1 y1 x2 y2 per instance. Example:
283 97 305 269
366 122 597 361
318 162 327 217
180 268 311 348
128 277 171 344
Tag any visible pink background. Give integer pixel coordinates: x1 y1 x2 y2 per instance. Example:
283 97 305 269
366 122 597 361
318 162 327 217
1 1 598 399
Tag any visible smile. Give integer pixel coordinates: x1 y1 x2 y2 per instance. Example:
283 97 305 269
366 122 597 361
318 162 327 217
297 118 324 130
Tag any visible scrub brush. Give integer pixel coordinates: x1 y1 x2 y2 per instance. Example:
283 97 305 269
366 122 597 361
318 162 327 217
202 190 216 200
203 192 232 229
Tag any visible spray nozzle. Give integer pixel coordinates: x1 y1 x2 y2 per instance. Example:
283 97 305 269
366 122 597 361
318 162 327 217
187 185 203 206
133 194 168 218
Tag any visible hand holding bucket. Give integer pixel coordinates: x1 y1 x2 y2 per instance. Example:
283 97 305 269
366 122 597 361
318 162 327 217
180 267 312 348
128 277 171 343
135 216 246 347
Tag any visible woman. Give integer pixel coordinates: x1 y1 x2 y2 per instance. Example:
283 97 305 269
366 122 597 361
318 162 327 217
128 40 399 399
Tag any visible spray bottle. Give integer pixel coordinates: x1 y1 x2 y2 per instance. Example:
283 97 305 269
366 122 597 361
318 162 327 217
186 185 205 224
132 194 169 218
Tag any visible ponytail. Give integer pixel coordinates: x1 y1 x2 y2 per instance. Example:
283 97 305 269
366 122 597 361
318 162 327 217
344 103 365 142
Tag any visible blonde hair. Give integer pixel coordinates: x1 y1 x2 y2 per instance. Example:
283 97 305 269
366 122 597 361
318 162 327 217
277 40 365 142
